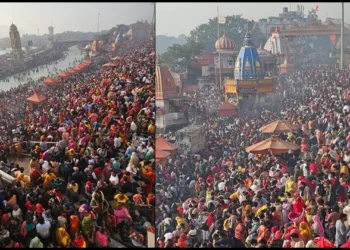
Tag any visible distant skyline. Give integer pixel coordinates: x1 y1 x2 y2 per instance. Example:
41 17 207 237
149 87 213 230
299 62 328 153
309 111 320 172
0 2 154 36
157 2 349 37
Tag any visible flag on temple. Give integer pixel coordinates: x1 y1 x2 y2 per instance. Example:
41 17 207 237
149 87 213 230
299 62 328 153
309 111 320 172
218 15 226 24
315 5 319 11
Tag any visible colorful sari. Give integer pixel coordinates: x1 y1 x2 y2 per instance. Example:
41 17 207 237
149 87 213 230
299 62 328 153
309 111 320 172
81 216 93 238
43 172 56 191
299 221 312 243
56 227 70 247
69 215 80 235
73 236 86 248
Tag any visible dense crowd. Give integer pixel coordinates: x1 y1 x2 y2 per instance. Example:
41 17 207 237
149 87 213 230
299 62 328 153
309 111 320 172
156 63 350 248
0 37 156 248
0 44 69 80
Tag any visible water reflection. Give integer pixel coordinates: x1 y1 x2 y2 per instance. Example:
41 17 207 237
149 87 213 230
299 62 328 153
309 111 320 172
0 45 84 91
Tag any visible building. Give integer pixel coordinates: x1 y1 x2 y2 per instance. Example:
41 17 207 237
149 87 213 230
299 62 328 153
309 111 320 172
279 55 294 73
257 43 278 75
257 6 307 37
214 33 237 85
128 22 151 41
194 33 238 87
264 27 292 64
155 58 188 133
224 30 276 110
48 26 54 37
9 24 23 59
175 125 206 153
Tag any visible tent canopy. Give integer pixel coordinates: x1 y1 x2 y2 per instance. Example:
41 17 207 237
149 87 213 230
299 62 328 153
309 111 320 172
217 102 238 117
43 77 57 86
58 72 70 78
259 120 298 134
246 136 300 155
27 91 47 104
103 62 117 67
156 137 178 152
156 148 171 160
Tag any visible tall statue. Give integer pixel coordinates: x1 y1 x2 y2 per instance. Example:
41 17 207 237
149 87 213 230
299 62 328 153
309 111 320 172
9 24 23 59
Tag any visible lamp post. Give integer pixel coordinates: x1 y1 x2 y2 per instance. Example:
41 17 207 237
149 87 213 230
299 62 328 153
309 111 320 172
97 13 100 37
341 2 344 70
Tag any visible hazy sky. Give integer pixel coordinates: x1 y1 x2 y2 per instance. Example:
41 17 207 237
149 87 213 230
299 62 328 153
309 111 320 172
0 2 154 35
157 2 349 37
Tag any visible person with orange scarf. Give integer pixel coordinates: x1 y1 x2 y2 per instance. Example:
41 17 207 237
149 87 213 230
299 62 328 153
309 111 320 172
69 215 80 236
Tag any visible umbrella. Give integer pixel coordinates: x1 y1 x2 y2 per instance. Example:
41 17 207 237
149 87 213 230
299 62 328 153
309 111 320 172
58 72 70 79
246 136 300 155
43 77 57 86
258 120 298 134
103 62 117 68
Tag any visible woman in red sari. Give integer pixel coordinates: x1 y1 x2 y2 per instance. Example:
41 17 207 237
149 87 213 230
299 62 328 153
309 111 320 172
72 232 86 248
293 197 305 215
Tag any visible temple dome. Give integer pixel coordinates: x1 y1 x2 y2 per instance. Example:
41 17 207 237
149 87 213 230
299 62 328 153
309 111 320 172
234 31 265 80
115 33 123 44
215 33 235 51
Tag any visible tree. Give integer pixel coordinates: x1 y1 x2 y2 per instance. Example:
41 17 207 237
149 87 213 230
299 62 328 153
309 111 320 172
189 15 249 52
159 38 204 71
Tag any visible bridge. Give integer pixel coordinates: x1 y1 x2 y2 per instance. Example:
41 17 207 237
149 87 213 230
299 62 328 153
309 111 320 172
56 40 94 47
280 25 350 37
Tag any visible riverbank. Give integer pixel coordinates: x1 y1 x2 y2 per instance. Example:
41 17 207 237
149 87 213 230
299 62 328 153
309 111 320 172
0 45 85 91
0 44 72 80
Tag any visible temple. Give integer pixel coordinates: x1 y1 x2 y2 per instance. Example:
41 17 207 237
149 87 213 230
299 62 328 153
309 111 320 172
9 24 23 59
264 27 293 64
155 58 188 133
224 30 276 110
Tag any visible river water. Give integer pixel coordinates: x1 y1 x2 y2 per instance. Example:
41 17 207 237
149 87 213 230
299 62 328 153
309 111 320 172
0 45 85 91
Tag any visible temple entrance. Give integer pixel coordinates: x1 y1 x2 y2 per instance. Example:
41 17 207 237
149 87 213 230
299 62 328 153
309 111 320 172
239 94 256 110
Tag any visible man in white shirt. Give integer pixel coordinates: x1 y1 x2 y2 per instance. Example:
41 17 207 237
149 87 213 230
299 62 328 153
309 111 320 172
114 136 122 148
36 217 51 240
109 171 119 186
217 181 226 191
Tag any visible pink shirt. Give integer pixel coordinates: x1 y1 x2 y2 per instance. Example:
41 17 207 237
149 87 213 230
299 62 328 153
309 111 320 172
95 231 108 247
114 207 132 225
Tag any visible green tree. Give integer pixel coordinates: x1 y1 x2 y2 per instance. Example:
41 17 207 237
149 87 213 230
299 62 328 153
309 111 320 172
189 15 249 52
159 38 204 71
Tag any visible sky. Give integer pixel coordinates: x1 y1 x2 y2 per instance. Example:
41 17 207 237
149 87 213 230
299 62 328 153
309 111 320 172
157 2 349 37
0 2 154 35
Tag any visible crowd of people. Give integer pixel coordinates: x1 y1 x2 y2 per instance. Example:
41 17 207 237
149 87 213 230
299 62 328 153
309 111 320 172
0 44 69 81
0 37 156 248
155 63 350 248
